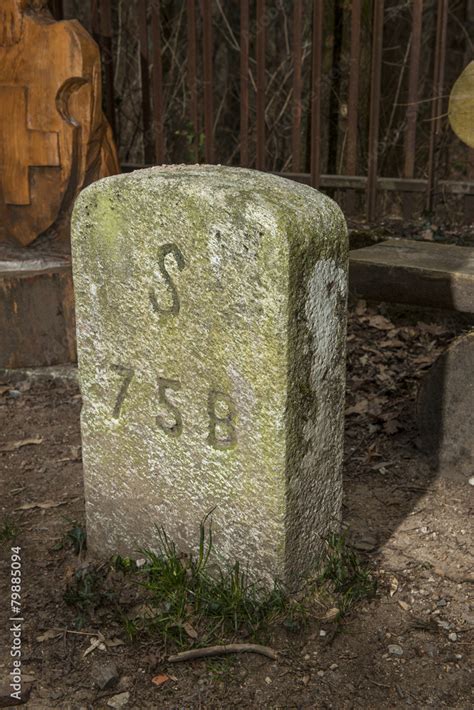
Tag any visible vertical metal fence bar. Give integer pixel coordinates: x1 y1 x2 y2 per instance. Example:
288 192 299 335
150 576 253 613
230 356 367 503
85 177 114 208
91 0 100 42
240 0 250 167
345 0 361 214
310 0 323 188
99 0 117 138
366 0 384 222
151 0 165 164
202 0 214 163
403 0 423 178
256 0 266 171
187 0 199 162
137 0 154 164
426 0 448 214
291 0 303 173
402 0 423 219
346 0 361 176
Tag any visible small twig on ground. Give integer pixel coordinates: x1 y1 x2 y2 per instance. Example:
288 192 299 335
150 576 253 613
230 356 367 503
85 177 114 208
168 643 278 663
51 628 99 637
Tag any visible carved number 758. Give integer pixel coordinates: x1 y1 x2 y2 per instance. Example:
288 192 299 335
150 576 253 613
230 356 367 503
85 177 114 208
112 367 237 450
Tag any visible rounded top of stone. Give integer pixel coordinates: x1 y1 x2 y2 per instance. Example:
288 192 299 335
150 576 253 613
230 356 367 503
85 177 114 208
84 164 335 209
73 165 347 255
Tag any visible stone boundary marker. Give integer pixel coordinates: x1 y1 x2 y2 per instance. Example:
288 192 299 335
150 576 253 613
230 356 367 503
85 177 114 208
72 165 348 586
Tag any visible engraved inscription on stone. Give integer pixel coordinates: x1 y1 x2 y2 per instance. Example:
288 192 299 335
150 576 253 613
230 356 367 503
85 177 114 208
207 390 237 450
111 364 135 419
149 243 186 317
156 376 183 438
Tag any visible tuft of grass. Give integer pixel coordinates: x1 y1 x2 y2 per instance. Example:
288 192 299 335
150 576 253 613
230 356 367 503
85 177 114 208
64 564 117 629
66 523 87 556
317 532 377 617
130 520 287 647
0 519 18 544
61 523 376 641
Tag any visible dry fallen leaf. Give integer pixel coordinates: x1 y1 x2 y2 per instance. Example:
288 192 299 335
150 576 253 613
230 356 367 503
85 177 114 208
0 437 43 453
355 299 367 316
389 576 399 597
16 500 67 511
182 621 198 640
105 637 125 648
37 629 62 642
345 399 369 416
367 315 394 331
128 603 156 620
379 338 405 349
384 419 401 435
151 674 173 687
83 634 107 658
323 607 340 621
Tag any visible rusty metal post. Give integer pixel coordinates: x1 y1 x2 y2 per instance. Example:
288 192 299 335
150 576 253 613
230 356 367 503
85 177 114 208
402 0 423 219
240 0 249 167
291 0 303 173
202 0 214 163
137 0 154 165
151 0 165 164
187 0 199 162
310 0 323 188
256 0 266 171
426 0 448 214
98 0 117 139
366 0 384 222
345 0 361 214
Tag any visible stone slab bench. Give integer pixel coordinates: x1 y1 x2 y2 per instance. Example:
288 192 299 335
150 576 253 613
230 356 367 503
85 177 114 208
349 239 474 314
350 238 473 480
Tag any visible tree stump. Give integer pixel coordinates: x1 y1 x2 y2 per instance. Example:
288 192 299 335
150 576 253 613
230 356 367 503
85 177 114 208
417 331 474 480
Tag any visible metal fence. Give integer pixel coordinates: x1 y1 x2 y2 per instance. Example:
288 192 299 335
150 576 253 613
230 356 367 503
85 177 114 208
48 0 474 223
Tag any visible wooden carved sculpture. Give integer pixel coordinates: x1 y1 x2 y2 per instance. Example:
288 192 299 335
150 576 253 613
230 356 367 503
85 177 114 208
0 0 119 248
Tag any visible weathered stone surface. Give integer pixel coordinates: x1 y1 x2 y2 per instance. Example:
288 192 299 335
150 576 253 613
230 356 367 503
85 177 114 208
417 331 474 480
72 165 348 586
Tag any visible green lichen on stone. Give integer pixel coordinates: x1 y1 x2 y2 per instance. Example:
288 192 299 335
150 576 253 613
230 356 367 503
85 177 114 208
72 165 348 588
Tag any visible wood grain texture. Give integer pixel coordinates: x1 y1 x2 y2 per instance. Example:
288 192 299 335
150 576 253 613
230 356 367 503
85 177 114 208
349 239 474 313
0 1 119 247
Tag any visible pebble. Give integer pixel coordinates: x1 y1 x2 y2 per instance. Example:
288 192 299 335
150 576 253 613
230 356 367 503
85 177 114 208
388 644 404 656
107 693 130 709
448 632 458 642
437 620 451 630
330 663 338 670
353 534 377 552
437 599 447 607
317 670 325 677
319 630 326 637
91 660 119 690
469 476 474 486
265 677 272 685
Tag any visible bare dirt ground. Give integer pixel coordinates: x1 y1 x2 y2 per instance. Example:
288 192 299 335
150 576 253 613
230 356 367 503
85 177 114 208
0 299 473 710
